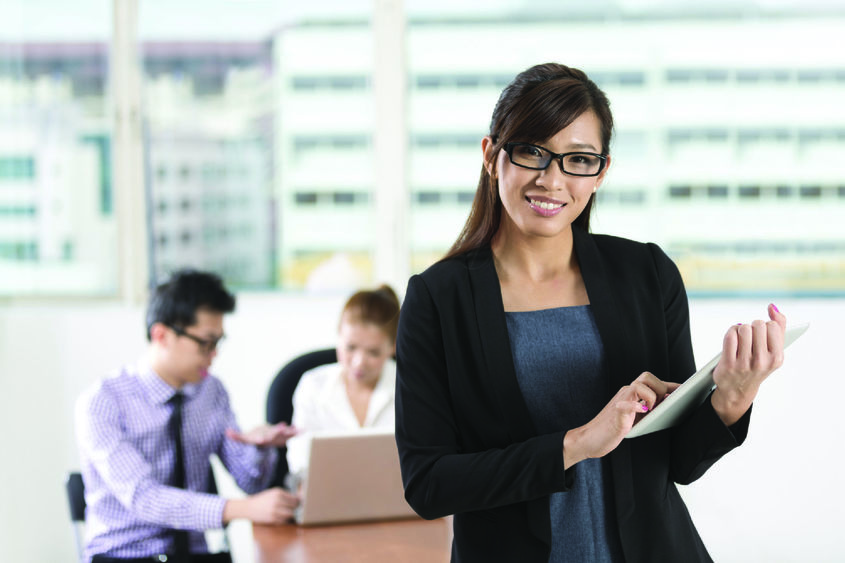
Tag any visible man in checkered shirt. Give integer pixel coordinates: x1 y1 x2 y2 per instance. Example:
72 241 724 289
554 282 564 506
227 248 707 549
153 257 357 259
76 270 298 563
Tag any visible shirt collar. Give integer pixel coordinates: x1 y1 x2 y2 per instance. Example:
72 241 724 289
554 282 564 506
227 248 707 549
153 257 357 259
137 362 201 405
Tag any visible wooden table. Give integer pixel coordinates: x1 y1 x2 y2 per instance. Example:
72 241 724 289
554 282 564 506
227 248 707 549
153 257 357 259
253 517 452 563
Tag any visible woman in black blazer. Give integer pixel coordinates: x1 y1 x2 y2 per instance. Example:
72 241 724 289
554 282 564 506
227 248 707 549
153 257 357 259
395 63 787 563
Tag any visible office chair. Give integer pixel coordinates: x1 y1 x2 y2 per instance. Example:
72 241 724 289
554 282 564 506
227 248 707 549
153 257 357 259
65 466 230 562
265 347 337 488
66 472 86 563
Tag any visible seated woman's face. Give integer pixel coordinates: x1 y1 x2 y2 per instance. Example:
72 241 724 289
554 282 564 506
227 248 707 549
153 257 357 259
337 319 394 388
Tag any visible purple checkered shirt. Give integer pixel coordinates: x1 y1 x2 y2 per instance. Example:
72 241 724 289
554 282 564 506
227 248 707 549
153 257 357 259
75 363 277 561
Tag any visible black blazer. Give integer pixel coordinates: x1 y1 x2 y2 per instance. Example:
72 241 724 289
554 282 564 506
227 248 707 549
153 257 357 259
395 227 750 563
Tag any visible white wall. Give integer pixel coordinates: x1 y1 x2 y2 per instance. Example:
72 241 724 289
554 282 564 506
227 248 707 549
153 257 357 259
0 295 840 562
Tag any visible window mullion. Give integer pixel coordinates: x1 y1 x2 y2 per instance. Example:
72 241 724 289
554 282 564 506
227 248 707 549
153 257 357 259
372 0 409 291
111 0 148 304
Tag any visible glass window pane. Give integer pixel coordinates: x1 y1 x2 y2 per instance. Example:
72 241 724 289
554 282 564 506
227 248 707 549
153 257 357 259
404 3 845 296
0 2 116 296
139 2 375 291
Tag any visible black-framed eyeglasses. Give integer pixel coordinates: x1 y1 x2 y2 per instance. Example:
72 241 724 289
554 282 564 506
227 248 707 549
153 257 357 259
504 142 607 177
168 325 224 355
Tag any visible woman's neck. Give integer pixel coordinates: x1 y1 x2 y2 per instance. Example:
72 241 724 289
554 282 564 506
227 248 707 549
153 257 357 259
491 224 575 283
344 373 379 393
491 223 588 311
343 372 376 427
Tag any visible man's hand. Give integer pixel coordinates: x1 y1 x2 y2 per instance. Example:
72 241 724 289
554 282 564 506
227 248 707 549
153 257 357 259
225 422 298 447
223 487 300 525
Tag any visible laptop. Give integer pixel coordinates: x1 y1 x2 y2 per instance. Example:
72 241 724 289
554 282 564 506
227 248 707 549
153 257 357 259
290 429 419 526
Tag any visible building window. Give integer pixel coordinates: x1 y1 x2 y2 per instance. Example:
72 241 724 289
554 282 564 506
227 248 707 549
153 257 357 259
415 191 441 204
457 191 475 205
800 185 822 198
333 191 366 205
707 185 729 199
776 185 793 198
739 185 761 198
295 192 318 205
669 185 692 199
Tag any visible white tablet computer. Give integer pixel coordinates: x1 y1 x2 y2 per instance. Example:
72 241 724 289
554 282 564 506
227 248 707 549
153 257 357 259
626 322 809 439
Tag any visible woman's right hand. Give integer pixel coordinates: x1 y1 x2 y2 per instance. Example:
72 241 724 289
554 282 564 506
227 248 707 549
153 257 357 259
562 372 679 469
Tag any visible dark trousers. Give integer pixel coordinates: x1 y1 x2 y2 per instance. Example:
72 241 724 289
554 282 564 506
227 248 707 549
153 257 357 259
91 553 232 563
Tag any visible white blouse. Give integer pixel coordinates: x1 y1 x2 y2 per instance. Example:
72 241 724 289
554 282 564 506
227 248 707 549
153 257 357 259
285 359 396 476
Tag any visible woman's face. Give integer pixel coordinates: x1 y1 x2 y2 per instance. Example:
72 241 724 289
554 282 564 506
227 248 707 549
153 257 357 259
336 318 394 388
486 110 610 241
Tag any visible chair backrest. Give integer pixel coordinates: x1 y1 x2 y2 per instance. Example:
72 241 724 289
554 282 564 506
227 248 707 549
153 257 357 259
66 472 86 562
66 472 86 521
265 347 337 488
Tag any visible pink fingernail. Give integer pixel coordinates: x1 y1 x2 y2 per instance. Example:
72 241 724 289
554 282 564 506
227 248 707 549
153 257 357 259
772 303 780 313
641 404 649 412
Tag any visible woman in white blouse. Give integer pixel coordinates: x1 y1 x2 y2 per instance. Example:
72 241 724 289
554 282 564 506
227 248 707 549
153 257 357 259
286 285 400 477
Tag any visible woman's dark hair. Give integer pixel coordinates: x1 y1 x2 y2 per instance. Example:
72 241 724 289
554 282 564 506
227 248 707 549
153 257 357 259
443 63 613 261
340 284 401 343
145 269 236 340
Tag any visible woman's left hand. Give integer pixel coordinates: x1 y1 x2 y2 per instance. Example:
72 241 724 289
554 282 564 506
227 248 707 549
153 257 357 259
711 303 786 426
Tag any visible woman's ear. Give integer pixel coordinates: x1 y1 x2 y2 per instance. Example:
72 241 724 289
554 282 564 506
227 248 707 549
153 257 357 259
595 154 611 189
481 136 496 176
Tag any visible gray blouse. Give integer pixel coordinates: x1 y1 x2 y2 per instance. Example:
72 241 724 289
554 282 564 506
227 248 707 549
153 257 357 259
505 305 625 563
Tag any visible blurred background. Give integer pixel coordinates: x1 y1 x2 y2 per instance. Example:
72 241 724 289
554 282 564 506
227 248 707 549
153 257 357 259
1 0 843 561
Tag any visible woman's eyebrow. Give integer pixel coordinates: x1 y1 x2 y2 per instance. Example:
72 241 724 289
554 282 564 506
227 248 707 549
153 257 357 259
565 142 599 151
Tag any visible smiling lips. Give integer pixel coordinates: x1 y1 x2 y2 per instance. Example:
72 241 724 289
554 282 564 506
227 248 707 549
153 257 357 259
527 196 565 217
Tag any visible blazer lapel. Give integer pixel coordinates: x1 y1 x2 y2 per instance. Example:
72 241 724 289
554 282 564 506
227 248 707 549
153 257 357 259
573 227 636 524
465 247 538 443
466 247 553 550
573 227 631 392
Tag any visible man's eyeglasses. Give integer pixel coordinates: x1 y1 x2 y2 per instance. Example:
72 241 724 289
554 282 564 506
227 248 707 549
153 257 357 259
504 142 607 177
168 325 224 355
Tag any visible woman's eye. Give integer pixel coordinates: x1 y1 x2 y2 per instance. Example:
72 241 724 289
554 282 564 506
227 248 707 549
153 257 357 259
567 154 594 165
517 145 542 157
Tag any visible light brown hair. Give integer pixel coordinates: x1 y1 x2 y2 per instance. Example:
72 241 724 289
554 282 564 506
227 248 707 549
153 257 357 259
340 284 401 343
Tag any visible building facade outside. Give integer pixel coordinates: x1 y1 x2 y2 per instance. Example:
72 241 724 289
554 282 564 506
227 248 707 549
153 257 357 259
2 3 843 295
273 10 845 293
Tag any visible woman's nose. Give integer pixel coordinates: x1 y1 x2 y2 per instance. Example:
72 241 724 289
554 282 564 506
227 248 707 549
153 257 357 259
536 161 567 190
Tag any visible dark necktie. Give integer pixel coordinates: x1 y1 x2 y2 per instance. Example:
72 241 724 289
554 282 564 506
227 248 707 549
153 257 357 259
168 392 190 559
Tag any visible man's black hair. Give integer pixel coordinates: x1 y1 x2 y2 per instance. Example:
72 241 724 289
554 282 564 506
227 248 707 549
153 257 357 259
145 269 236 340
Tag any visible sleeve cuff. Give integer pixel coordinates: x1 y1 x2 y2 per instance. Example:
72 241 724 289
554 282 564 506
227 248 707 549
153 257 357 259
726 403 753 445
199 494 228 529
547 431 576 492
687 392 752 453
